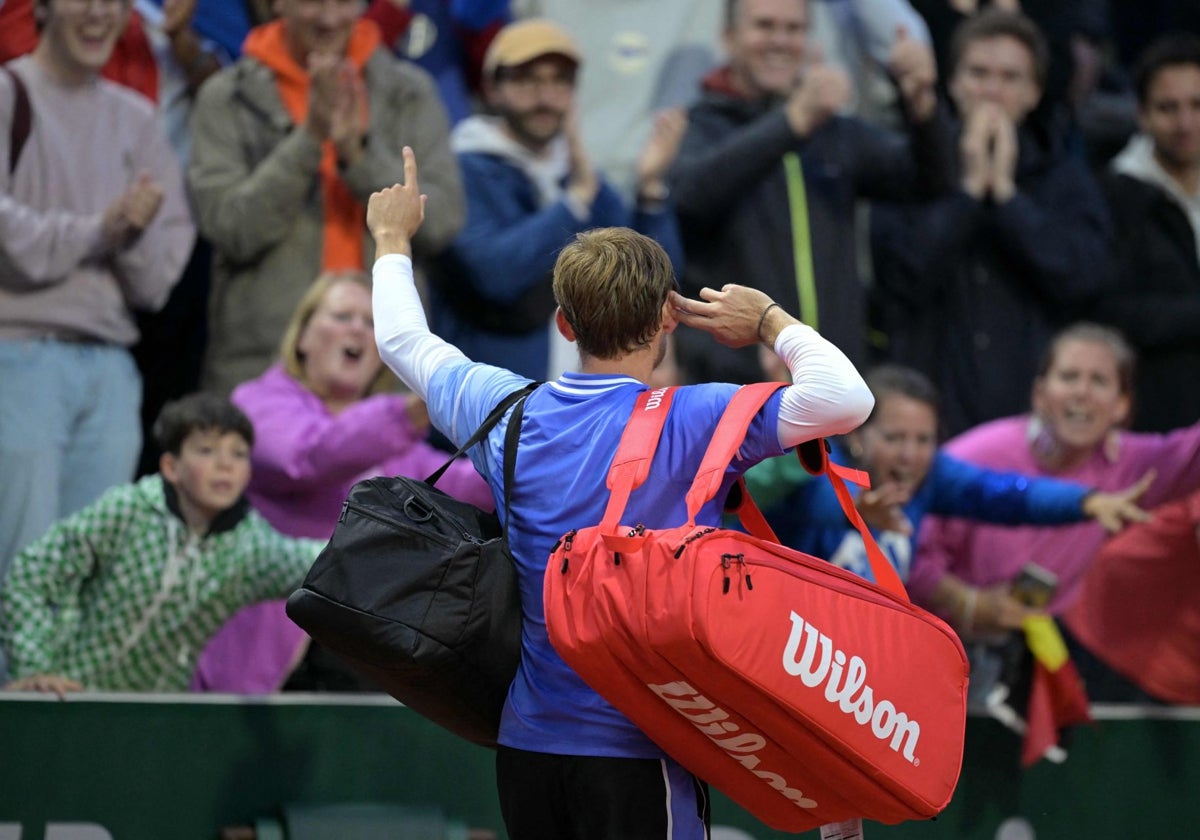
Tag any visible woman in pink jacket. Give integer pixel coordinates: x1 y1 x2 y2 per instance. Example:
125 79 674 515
192 271 491 693
910 323 1200 707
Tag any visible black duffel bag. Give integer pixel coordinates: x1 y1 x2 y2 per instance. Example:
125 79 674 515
286 384 537 747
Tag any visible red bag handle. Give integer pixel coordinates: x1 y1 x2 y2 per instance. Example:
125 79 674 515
685 382 910 602
599 386 677 531
684 382 783 521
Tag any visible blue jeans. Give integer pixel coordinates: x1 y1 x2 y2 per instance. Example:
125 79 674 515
0 339 141 580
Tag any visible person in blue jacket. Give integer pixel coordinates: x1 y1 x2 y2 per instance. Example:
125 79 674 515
755 364 1152 584
428 18 686 380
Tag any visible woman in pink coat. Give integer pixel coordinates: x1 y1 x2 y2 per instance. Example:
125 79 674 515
192 272 491 693
910 323 1200 708
911 323 1200 629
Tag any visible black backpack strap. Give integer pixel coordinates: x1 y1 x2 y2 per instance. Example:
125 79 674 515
1 65 31 177
500 391 527 538
423 381 539 487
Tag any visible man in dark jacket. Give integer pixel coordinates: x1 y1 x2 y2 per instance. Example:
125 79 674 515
431 18 685 380
1093 33 1200 432
668 0 953 385
871 8 1111 437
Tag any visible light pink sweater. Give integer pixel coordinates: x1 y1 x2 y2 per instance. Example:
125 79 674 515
0 56 194 344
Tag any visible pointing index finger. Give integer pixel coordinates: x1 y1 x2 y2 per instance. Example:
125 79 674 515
403 146 419 191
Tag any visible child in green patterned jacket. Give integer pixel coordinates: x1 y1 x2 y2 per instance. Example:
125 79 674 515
0 393 324 695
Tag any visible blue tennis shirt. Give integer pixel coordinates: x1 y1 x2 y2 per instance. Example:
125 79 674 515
426 362 786 757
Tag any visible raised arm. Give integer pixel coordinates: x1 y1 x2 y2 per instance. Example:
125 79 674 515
243 524 325 602
369 148 469 399
853 0 931 66
670 285 874 447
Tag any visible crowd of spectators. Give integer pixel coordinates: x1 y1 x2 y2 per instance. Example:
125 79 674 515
2 0 1199 784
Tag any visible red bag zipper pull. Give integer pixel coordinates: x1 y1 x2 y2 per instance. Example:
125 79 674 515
721 554 734 594
738 554 753 590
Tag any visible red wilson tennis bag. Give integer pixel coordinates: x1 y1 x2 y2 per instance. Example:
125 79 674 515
544 383 968 833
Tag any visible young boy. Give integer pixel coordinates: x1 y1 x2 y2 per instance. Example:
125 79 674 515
0 394 324 695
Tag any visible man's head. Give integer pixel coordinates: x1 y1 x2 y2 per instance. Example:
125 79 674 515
553 228 677 363
33 0 131 84
482 19 581 151
948 8 1047 125
155 394 255 528
1134 34 1200 176
723 0 808 100
275 0 364 65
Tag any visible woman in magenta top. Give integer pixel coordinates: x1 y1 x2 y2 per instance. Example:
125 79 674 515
192 272 490 692
911 323 1200 638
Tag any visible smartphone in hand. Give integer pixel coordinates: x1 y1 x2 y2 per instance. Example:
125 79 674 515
1010 562 1057 608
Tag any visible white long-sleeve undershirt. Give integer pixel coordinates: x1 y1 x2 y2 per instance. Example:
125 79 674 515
372 254 872 448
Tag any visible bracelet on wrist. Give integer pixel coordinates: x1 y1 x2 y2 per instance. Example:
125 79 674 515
756 302 781 343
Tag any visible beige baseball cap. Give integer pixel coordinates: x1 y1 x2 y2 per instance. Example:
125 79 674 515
483 19 581 78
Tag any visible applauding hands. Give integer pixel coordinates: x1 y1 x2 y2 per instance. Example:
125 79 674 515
306 54 368 167
960 103 1019 202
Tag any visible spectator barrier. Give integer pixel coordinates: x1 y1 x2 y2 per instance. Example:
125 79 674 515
0 694 1194 839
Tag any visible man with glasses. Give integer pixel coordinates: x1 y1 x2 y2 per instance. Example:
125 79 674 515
429 18 687 380
0 0 195 615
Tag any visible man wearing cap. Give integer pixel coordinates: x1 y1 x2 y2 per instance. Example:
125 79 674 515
428 17 686 380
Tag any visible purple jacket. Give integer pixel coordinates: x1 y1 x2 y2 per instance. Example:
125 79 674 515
191 364 492 693
234 364 492 537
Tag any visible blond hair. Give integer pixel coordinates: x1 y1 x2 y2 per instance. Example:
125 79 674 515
552 228 676 361
279 272 395 397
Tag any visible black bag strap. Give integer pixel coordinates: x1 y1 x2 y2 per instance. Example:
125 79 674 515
424 381 539 533
1 65 31 177
499 391 527 537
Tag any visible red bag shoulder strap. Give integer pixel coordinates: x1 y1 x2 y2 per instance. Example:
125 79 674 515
599 386 677 530
686 382 910 602
800 440 909 601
